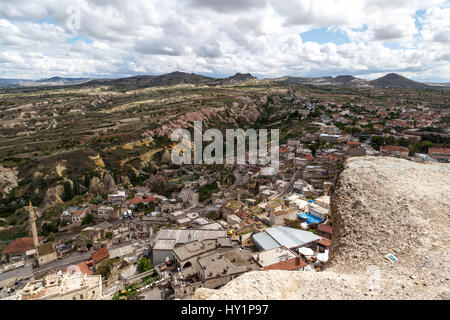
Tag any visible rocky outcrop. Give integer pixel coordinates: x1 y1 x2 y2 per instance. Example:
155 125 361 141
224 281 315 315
195 156 450 300
41 185 64 209
160 150 172 164
89 177 105 195
142 97 260 138
103 173 115 192
0 166 19 196
146 174 170 194
121 175 131 186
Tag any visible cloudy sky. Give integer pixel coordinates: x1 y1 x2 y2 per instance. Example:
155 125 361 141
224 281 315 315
1 0 449 82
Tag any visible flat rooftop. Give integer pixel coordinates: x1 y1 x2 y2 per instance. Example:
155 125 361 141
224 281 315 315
199 222 223 230
153 239 176 251
252 247 297 268
20 273 101 300
155 229 227 245
109 245 135 259
173 238 233 261
173 239 217 261
198 248 259 280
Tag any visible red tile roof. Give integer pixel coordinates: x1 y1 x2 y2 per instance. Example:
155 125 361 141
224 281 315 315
318 224 333 234
63 262 92 275
347 141 361 147
128 196 155 205
92 247 109 264
279 146 289 154
263 257 307 271
2 237 44 255
321 155 338 161
429 147 450 155
128 198 144 205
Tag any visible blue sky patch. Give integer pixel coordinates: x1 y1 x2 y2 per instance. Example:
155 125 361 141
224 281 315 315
67 35 93 44
301 27 350 45
35 16 55 25
383 43 405 50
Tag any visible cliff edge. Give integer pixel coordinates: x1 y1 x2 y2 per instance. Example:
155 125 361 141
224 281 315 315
194 156 450 300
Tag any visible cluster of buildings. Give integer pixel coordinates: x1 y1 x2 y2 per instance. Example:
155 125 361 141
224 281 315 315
1 91 448 300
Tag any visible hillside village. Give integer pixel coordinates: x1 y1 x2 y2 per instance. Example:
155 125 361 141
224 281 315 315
0 76 449 300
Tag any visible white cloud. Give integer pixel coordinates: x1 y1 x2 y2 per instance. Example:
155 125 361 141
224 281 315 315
0 0 448 81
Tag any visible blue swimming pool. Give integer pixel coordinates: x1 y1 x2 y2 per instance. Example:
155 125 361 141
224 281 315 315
297 212 323 224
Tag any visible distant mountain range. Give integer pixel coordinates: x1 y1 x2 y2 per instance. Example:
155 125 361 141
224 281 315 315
273 73 450 89
0 72 447 90
0 76 91 88
0 72 258 89
79 71 257 89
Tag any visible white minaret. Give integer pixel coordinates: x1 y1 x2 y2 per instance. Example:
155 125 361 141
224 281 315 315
29 202 39 249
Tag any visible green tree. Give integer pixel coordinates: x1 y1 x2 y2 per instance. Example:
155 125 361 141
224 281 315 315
371 136 384 150
385 136 396 146
84 174 91 188
41 222 58 236
309 144 317 156
73 177 80 196
63 181 74 202
137 257 153 273
81 213 93 226
94 195 104 205
398 138 409 147
199 181 219 202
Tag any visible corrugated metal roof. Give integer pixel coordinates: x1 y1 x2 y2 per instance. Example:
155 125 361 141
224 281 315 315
254 226 322 250
271 226 322 247
265 227 298 248
253 232 279 251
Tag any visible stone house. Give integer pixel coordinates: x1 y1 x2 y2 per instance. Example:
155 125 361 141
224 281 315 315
269 208 298 226
380 145 409 158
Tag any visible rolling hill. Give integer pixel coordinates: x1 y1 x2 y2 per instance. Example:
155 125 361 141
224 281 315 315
0 72 258 90
369 73 430 89
273 75 369 87
0 77 91 88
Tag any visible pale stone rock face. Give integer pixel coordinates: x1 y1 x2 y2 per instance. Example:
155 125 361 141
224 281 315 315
89 177 104 195
0 166 19 195
41 185 64 209
103 173 116 192
195 157 450 300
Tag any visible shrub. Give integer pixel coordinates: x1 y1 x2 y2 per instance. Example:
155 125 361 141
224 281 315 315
199 181 219 202
97 259 114 279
